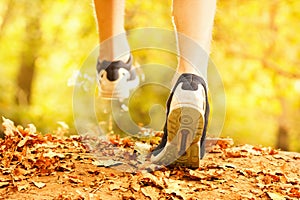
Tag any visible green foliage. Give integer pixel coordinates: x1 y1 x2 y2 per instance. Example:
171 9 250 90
0 0 299 151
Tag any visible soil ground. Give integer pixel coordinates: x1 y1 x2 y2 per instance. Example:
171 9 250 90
0 118 299 200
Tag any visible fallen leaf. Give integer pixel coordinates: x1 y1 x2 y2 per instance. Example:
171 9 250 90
43 151 65 159
2 117 16 136
26 124 37 136
109 183 121 191
250 189 262 195
68 176 83 184
92 160 123 167
164 179 190 200
273 154 291 161
289 187 300 198
56 164 74 172
139 173 165 189
223 163 236 169
141 186 160 200
240 192 256 199
293 155 300 160
225 151 245 158
0 182 9 188
130 176 140 192
206 138 234 149
17 136 29 147
189 170 208 180
13 167 27 177
266 192 286 200
17 182 30 191
32 181 46 188
1 168 12 175
121 137 134 148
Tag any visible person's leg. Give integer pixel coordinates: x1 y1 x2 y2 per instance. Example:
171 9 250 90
93 0 130 62
94 0 138 99
151 0 216 168
173 0 216 76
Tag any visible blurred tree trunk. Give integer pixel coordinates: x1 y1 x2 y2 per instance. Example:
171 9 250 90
276 125 289 151
267 1 289 151
15 2 42 105
276 98 289 151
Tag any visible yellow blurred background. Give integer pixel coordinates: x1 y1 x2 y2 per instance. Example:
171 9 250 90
0 0 299 151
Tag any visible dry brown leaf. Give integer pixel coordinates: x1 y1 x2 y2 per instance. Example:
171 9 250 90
43 151 65 159
68 176 83 184
189 170 208 180
141 186 160 200
273 154 291 161
163 179 190 200
121 137 134 148
32 181 46 189
225 151 245 158
17 182 30 191
206 138 234 149
2 117 16 137
240 192 256 199
17 136 29 147
108 180 125 191
1 118 300 200
0 181 10 188
13 167 27 177
250 189 262 195
266 192 286 200
109 183 121 191
223 163 236 169
139 173 165 189
293 154 300 160
92 159 123 167
1 168 12 175
56 163 74 172
25 124 37 136
75 189 86 199
227 145 262 157
130 176 141 192
289 187 300 198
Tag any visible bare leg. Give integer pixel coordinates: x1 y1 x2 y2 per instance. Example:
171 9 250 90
93 0 130 62
172 0 216 77
150 0 217 167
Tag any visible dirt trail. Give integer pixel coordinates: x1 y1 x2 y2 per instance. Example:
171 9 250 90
0 118 299 200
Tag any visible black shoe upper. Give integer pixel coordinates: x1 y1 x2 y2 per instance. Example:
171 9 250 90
152 73 210 159
97 55 136 81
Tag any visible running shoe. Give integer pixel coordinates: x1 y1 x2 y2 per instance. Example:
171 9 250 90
151 73 210 168
97 55 139 99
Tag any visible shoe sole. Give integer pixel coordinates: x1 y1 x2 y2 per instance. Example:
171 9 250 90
153 106 204 168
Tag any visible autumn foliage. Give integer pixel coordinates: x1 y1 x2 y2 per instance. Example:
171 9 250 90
0 118 299 199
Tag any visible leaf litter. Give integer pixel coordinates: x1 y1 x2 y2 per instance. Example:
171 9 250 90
0 117 299 200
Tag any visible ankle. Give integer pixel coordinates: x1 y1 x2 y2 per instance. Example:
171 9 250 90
177 60 206 77
177 69 204 78
99 53 130 63
99 33 131 63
